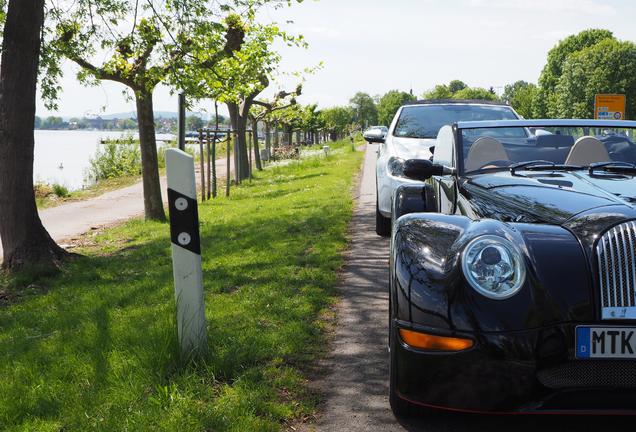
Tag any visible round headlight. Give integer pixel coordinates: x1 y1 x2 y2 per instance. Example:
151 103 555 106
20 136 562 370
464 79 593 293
461 235 526 300
387 156 405 177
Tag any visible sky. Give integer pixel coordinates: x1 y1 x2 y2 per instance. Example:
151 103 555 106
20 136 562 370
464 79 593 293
36 0 636 118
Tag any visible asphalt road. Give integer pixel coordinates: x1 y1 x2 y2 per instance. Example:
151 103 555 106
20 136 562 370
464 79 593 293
308 144 631 431
0 155 230 259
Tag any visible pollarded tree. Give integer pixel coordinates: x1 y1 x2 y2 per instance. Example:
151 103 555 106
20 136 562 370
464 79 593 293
300 104 323 144
248 88 300 170
555 38 636 119
268 103 307 145
192 20 307 180
53 1 245 220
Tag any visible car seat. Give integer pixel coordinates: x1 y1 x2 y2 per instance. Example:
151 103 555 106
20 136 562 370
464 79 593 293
564 136 610 166
465 137 509 171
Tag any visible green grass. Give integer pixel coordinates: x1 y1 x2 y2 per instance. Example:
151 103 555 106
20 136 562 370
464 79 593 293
0 141 364 431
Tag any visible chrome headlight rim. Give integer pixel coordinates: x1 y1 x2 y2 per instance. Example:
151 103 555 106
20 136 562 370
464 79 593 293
387 156 405 177
460 234 526 300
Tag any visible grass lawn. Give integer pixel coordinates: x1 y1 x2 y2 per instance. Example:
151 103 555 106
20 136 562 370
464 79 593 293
0 140 363 431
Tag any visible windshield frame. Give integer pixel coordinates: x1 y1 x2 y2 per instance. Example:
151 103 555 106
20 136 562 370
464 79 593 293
391 103 519 140
455 119 636 176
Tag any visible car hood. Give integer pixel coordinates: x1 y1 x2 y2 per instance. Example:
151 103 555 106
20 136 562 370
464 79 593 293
462 170 636 226
390 136 435 160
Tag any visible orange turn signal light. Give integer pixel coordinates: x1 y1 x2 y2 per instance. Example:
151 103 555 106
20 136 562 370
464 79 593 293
399 328 474 352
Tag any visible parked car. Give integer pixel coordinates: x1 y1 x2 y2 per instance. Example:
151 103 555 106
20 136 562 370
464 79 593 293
389 119 636 415
373 100 520 236
364 126 388 143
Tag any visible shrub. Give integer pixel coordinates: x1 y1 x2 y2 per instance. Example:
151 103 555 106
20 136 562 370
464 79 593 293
271 145 300 161
52 183 69 198
33 182 54 198
88 143 141 181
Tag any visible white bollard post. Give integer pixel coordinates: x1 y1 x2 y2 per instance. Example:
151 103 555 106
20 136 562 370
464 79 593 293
165 148 207 357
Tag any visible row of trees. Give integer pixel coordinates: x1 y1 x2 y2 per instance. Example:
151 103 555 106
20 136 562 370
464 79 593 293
317 90 416 133
0 0 312 271
423 30 636 120
255 89 417 140
325 29 636 132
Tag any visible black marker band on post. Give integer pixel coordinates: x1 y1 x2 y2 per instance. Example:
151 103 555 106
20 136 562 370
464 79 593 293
167 188 201 255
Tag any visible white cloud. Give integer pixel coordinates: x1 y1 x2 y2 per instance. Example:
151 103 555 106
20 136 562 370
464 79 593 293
469 0 616 15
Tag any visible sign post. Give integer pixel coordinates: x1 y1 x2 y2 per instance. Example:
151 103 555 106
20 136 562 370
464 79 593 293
178 93 186 151
595 94 626 120
165 148 207 357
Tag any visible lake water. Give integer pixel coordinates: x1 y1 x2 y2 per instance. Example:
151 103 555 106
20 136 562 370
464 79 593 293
34 130 175 191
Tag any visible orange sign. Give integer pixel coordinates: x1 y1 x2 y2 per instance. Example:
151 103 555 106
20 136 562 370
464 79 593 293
595 94 626 120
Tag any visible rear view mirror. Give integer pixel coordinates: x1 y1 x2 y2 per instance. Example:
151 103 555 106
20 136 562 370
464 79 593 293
403 159 455 180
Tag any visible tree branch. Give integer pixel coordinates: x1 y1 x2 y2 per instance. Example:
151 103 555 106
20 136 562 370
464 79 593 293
250 79 301 120
134 40 157 74
68 55 135 89
199 24 246 69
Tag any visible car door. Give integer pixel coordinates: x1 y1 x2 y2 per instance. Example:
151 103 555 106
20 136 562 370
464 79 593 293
431 125 457 214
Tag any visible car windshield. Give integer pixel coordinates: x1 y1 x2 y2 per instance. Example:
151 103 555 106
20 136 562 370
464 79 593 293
369 125 388 132
461 125 636 173
393 104 518 139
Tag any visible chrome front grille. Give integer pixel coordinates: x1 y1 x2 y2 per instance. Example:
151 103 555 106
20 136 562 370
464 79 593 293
596 221 636 320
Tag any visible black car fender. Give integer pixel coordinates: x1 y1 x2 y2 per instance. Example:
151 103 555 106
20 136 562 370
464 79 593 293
391 213 593 334
391 183 436 224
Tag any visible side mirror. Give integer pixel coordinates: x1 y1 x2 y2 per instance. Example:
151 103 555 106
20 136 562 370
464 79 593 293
403 159 455 181
363 130 385 143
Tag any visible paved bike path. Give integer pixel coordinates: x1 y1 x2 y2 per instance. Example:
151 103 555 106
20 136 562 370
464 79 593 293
0 157 230 258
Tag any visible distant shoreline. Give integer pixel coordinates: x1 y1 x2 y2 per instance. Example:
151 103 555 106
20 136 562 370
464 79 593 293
35 128 139 132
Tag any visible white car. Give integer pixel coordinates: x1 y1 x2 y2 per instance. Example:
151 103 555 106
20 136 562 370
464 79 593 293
363 126 388 143
371 100 521 236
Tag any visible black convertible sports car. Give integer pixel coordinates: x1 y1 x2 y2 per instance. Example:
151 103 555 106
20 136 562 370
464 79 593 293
389 119 636 415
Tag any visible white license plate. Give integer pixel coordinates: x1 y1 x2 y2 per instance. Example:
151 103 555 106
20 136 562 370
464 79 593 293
576 326 636 359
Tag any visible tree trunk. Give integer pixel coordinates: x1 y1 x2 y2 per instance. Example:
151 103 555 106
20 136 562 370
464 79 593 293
265 122 271 157
0 0 67 271
273 124 279 148
227 102 250 181
251 118 262 170
135 91 165 221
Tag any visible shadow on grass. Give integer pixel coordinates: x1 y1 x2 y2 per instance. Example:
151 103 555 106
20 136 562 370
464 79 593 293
0 148 362 430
